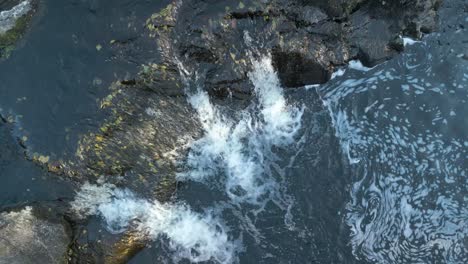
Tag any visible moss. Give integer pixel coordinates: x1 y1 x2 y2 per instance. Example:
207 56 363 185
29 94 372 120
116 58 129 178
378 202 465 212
146 4 175 32
104 232 146 264
158 4 173 18
0 12 33 59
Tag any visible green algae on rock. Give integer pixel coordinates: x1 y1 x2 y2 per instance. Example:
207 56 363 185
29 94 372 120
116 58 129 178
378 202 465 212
51 81 202 200
46 81 201 263
0 0 37 59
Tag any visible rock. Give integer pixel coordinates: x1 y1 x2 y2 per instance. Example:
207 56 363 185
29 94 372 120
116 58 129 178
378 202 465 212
299 0 366 18
348 0 442 66
0 205 71 264
0 0 37 59
36 81 202 263
349 13 397 67
48 81 202 201
137 62 184 96
67 226 146 264
293 6 329 26
272 49 330 87
142 0 441 96
205 63 251 98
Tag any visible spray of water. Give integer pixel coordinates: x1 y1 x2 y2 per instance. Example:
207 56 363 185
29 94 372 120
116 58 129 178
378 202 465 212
69 55 303 263
0 0 32 34
179 56 303 206
71 182 238 263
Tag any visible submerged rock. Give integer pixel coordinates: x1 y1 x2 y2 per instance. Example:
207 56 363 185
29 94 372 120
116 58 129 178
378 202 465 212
0 0 37 59
0 205 71 264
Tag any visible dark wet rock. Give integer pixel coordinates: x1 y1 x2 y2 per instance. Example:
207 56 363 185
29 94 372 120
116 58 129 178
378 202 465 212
289 5 329 26
0 205 71 264
299 0 367 18
137 61 184 96
14 5 203 257
348 0 443 66
272 49 331 87
143 0 442 97
349 15 398 67
46 82 202 201
15 81 201 263
0 0 38 59
205 63 250 99
31 81 202 263
67 223 146 264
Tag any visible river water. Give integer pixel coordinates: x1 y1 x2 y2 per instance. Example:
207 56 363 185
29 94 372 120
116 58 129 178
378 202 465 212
1 0 467 263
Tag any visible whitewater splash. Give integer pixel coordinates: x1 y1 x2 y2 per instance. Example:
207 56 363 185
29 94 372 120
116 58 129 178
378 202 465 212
179 56 303 207
71 182 238 263
69 55 302 263
318 24 468 263
0 0 31 34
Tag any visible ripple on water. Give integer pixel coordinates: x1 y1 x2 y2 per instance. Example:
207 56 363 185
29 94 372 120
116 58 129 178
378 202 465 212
320 18 468 263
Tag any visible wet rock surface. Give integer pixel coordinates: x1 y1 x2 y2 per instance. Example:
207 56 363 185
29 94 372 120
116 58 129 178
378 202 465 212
51 82 201 201
41 83 202 263
0 205 71 264
144 0 441 98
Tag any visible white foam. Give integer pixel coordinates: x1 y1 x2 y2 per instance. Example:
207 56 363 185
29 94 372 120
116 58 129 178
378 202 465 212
180 56 303 205
402 37 420 46
331 68 346 79
331 110 363 164
0 0 31 34
71 182 237 263
320 40 468 263
304 84 320 90
348 60 373 71
249 57 303 145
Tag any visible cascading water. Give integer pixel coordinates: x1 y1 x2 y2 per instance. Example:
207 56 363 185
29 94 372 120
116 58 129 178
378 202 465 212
71 55 304 263
179 56 303 207
71 182 238 263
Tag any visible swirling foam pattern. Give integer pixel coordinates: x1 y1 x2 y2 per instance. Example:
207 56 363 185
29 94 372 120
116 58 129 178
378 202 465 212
319 4 467 262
